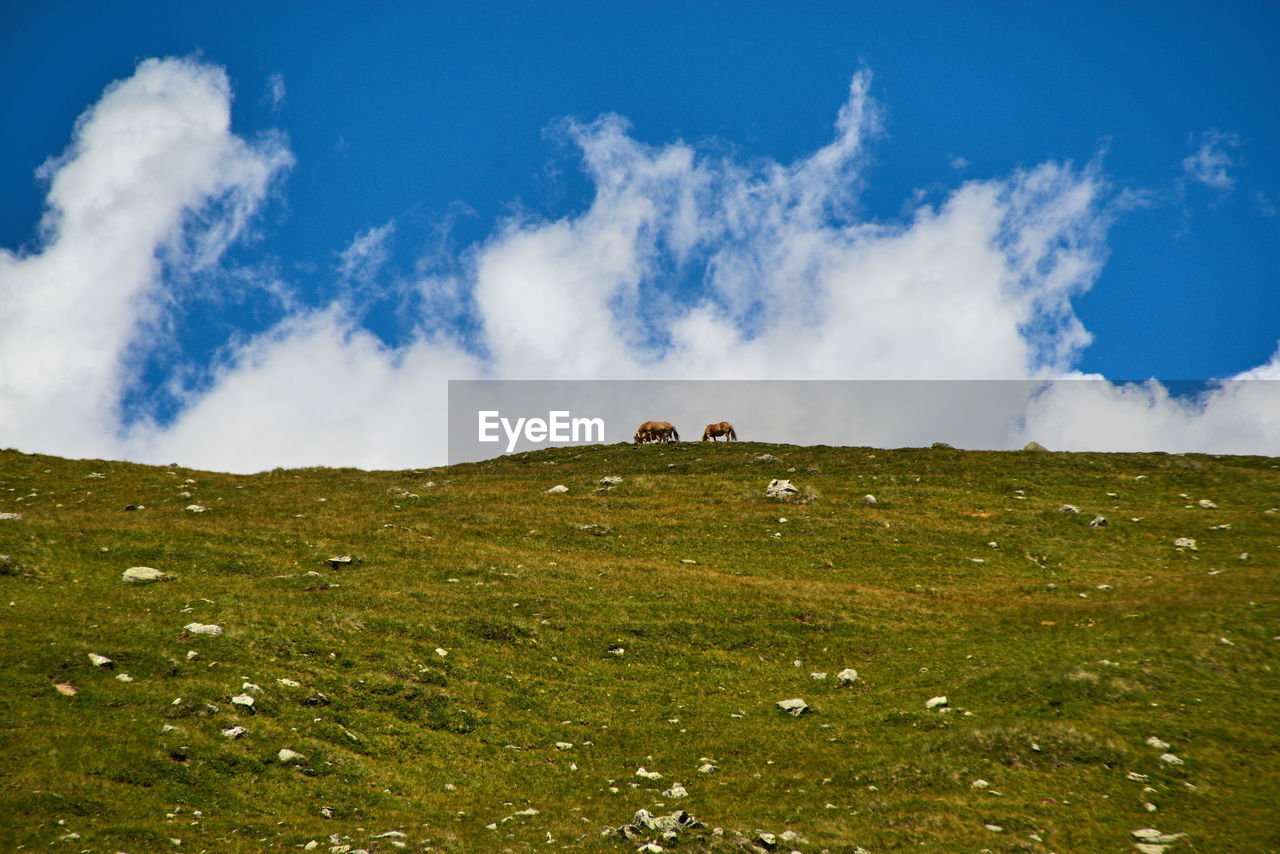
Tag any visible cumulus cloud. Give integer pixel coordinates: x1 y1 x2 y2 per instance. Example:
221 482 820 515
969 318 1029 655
0 56 293 460
1182 130 1240 191
3 60 1278 470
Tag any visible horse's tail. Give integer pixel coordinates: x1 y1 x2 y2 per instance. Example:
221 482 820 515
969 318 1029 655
702 425 711 441
671 427 679 442
728 425 737 441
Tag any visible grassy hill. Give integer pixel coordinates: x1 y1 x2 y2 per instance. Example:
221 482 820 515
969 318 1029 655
1 442 1278 853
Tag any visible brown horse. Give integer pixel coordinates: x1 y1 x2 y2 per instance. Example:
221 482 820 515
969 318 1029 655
702 421 737 442
634 421 679 444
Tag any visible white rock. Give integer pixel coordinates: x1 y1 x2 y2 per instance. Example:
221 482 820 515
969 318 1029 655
862 494 877 505
925 695 948 709
662 783 688 798
277 678 300 688
435 647 448 658
0 512 23 521
278 748 305 762
221 726 247 739
1144 802 1158 812
766 479 799 498
184 623 223 635
555 742 573 750
810 672 828 680
88 653 113 668
1173 537 1198 550
1159 753 1183 765
185 504 207 513
1132 828 1186 844
325 555 356 569
776 698 809 716
186 650 199 661
698 763 717 774
635 767 662 780
115 673 133 682
985 824 1003 832
546 485 569 494
1089 515 1109 528
123 566 165 584
304 842 318 851
242 682 262 693
231 693 255 709
971 779 989 788
836 668 858 684
1146 736 1171 750
1058 504 1080 514
1198 499 1218 509
599 476 623 486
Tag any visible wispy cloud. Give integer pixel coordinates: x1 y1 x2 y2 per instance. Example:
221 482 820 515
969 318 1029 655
265 72 286 111
1182 130 1241 191
338 221 395 285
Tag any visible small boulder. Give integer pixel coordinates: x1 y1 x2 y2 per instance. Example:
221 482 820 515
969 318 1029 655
185 504 207 513
546 484 569 494
836 668 859 684
278 748 305 763
766 479 799 498
662 783 688 799
1197 499 1218 509
324 555 358 569
862 494 877 505
599 476 623 486
231 694 255 710
1173 538 1198 551
88 653 113 668
1089 515 1109 528
925 695 948 710
776 698 809 716
221 725 247 739
123 566 166 584
1058 504 1081 514
1023 441 1049 452
184 623 223 636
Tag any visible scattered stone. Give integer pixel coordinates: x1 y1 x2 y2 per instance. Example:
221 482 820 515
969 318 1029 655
1197 499 1218 509
766 479 798 498
320 806 334 818
810 672 828 680
1058 504 1080 514
88 653 113 668
185 504 207 513
1159 753 1184 765
123 566 166 584
184 623 223 635
635 767 662 780
324 555 358 569
0 512 22 521
1132 828 1187 845
1023 441 1049 452
1146 736 1171 750
54 682 77 696
925 695 948 710
680 558 697 564
698 763 717 774
278 748 305 763
546 484 569 494
985 824 1004 832
221 726 247 739
931 442 954 449
776 698 809 716
756 831 778 850
599 476 623 486
115 673 133 682
754 454 780 462
277 678 300 687
187 651 199 661
836 668 859 684
1173 538 1198 551
242 681 262 694
971 779 989 788
1090 515 1109 528
231 694 255 710
1127 771 1149 782
1144 801 1158 812
662 783 688 799
608 646 625 656
1239 552 1250 561
555 742 573 750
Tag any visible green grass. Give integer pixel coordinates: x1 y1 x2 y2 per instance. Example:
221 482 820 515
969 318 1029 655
1 442 1279 852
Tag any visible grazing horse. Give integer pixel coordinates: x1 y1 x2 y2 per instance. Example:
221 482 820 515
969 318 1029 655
633 421 678 444
702 421 737 442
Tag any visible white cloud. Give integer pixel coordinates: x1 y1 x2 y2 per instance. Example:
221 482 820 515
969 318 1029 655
265 73 286 110
0 56 293 460
1182 130 1240 191
4 61 1279 470
338 221 395 285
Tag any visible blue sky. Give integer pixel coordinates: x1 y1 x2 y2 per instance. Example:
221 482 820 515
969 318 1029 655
2 2 1278 470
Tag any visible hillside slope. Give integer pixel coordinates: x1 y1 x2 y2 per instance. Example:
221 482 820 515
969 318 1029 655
2 443 1278 852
